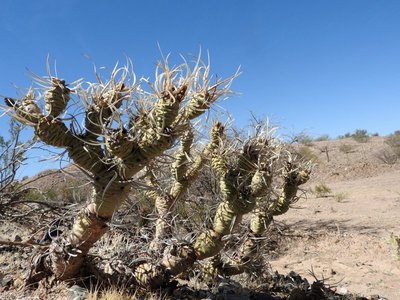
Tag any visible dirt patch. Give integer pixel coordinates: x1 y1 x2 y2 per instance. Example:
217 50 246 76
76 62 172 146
271 169 400 299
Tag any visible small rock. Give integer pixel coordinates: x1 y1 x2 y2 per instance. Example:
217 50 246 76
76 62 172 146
13 277 24 288
67 285 88 300
337 287 348 295
14 235 22 242
0 276 13 289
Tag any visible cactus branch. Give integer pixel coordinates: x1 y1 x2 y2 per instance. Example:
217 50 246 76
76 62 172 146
218 160 311 277
149 123 223 251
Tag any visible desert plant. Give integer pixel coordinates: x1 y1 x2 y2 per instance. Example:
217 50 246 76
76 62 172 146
351 129 370 143
385 131 400 159
391 233 400 261
338 132 351 139
334 192 347 202
2 53 311 290
339 143 355 154
296 146 319 163
294 132 314 146
315 134 330 142
24 188 47 201
313 183 332 198
375 149 398 165
0 120 29 192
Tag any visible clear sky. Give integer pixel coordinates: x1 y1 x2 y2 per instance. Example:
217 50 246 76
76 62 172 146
1 0 400 176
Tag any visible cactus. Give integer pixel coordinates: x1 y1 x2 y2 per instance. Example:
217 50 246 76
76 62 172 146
218 160 311 277
130 122 312 288
147 122 222 252
3 54 311 290
4 55 236 283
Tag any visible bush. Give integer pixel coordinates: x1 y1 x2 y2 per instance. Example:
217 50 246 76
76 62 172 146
338 132 351 139
334 192 347 202
315 134 330 142
339 143 355 154
313 183 332 198
352 129 370 143
385 131 400 158
375 149 397 165
25 188 46 201
295 133 314 146
296 146 319 163
0 121 29 192
391 233 400 260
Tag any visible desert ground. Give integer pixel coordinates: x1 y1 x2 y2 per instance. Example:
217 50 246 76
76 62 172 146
1 135 399 299
272 136 400 299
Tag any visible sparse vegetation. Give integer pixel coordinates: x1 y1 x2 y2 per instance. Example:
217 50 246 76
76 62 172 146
334 192 347 202
373 130 400 165
0 120 29 192
295 132 314 146
315 134 330 141
339 143 356 154
296 146 319 163
338 132 351 139
375 148 397 165
385 130 400 158
313 183 332 198
24 188 47 202
391 233 400 261
351 129 370 143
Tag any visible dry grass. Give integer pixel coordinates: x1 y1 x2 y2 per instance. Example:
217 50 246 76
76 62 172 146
334 192 347 202
391 233 400 261
313 183 332 198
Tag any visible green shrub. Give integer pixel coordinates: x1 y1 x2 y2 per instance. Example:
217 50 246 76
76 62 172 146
339 143 355 154
334 192 347 202
375 149 397 165
385 131 400 159
315 134 330 142
338 132 351 139
297 146 319 163
295 133 314 146
352 129 370 143
25 188 46 201
313 183 332 198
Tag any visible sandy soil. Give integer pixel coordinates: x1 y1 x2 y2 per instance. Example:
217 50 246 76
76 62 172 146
270 137 400 299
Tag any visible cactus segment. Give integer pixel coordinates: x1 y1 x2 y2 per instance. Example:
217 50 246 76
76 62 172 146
155 85 187 132
182 92 211 120
194 230 224 259
44 78 70 117
5 90 42 125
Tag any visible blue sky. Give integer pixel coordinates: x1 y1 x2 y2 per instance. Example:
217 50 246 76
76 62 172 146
1 0 400 176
